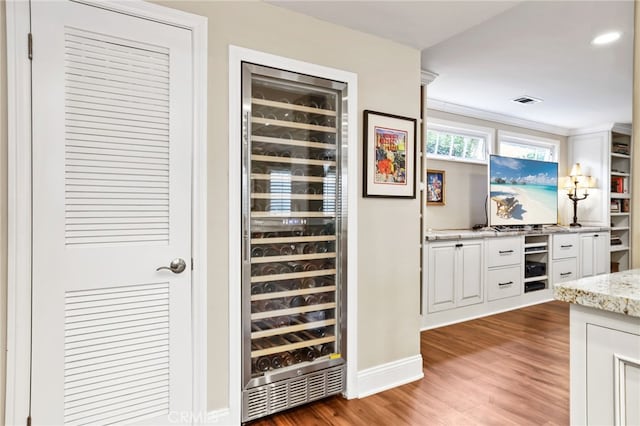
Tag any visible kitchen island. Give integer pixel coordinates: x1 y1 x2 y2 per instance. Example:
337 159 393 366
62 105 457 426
554 269 640 426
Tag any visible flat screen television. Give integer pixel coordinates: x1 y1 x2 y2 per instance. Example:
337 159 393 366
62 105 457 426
488 155 558 226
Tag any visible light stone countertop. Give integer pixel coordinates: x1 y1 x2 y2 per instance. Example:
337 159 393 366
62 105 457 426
425 225 610 241
554 269 640 318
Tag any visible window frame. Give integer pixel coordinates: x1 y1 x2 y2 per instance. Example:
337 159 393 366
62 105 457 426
497 130 560 163
425 118 493 165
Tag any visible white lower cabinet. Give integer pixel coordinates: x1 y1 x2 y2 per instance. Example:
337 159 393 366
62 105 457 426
423 230 609 329
487 266 522 301
579 232 610 278
570 305 640 425
427 240 483 313
552 258 578 283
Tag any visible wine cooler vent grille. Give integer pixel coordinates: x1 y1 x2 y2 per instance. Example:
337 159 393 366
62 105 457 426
243 365 345 421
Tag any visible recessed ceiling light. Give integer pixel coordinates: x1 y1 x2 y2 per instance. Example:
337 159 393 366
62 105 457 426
592 31 621 45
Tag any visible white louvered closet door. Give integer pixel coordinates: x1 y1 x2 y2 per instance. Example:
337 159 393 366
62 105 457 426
31 2 193 424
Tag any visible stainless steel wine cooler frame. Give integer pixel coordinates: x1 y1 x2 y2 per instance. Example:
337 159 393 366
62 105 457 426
241 63 349 422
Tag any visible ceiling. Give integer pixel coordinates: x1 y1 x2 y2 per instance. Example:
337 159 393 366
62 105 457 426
267 0 634 132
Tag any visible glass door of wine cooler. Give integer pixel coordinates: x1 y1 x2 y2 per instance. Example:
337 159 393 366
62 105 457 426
241 63 347 418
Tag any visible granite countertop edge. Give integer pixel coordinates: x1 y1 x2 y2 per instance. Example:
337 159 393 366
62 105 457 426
553 270 640 318
425 226 610 241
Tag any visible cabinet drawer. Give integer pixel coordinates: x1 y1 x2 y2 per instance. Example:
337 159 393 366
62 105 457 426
553 258 577 283
487 266 522 301
552 233 579 259
486 237 522 268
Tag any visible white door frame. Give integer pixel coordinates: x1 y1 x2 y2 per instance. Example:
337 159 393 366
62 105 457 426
228 45 359 424
5 1 208 424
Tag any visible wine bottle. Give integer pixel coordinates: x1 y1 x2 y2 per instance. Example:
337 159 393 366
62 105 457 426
303 262 318 272
270 354 283 369
281 352 295 367
279 245 294 256
262 282 276 293
253 357 271 372
290 262 305 273
258 265 277 275
251 247 264 257
250 283 264 295
263 247 279 257
289 295 306 308
301 278 317 289
320 343 334 356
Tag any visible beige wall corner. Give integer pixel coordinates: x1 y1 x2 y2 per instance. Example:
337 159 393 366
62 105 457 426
152 0 422 411
1 1 8 421
633 0 640 268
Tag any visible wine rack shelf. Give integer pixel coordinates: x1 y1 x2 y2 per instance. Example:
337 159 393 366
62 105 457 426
251 335 336 358
251 235 336 244
251 97 337 117
251 285 337 302
251 252 336 264
252 193 326 200
251 319 336 339
251 154 336 167
251 173 327 183
251 302 337 321
251 269 337 283
252 117 336 133
252 135 336 150
251 212 336 218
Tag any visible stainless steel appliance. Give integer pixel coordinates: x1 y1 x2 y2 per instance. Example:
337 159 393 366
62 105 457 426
241 63 348 422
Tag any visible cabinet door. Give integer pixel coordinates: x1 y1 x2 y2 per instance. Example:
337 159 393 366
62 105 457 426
580 234 595 278
458 242 483 307
427 244 456 313
594 232 610 276
586 324 640 425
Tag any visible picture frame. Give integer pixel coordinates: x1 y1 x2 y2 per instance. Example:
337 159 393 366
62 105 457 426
363 110 416 198
426 169 446 205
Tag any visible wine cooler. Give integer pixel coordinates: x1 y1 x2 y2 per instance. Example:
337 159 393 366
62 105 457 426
241 63 348 422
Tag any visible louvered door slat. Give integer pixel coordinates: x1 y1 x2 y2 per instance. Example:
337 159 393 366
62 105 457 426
64 27 169 257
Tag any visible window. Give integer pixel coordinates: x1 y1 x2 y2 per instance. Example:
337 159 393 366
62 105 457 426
425 119 491 164
498 131 559 162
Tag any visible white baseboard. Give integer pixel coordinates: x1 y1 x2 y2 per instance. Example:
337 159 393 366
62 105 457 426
357 354 424 398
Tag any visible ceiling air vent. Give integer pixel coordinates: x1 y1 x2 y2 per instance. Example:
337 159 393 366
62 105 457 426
512 96 543 105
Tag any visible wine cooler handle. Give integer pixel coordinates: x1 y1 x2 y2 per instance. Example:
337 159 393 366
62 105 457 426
156 258 187 274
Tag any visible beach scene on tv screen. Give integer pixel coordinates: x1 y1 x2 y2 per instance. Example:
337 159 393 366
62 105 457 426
489 156 558 225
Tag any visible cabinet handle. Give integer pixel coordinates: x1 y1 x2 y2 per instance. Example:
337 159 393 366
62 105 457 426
455 243 463 248
498 249 514 254
498 281 514 286
560 272 572 277
560 244 573 248
594 234 599 238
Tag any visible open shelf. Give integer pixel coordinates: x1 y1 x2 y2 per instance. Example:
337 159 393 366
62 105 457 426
610 245 630 253
524 275 548 283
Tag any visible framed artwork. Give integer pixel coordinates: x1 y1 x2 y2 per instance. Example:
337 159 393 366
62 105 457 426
426 169 445 205
363 110 416 198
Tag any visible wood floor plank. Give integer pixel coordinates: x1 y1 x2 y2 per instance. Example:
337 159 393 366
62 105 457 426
249 301 570 425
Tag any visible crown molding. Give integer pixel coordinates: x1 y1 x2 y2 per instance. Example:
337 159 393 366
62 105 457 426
426 98 571 136
569 122 632 136
420 69 439 85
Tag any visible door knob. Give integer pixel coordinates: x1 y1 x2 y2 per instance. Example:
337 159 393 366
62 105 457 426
156 258 187 274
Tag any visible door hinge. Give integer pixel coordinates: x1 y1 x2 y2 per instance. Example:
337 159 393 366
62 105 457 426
27 415 32 426
28 33 33 60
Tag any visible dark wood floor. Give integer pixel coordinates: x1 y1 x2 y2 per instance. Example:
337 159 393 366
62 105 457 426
250 301 570 426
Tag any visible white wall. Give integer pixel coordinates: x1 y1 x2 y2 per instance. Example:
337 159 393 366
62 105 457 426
425 109 569 229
